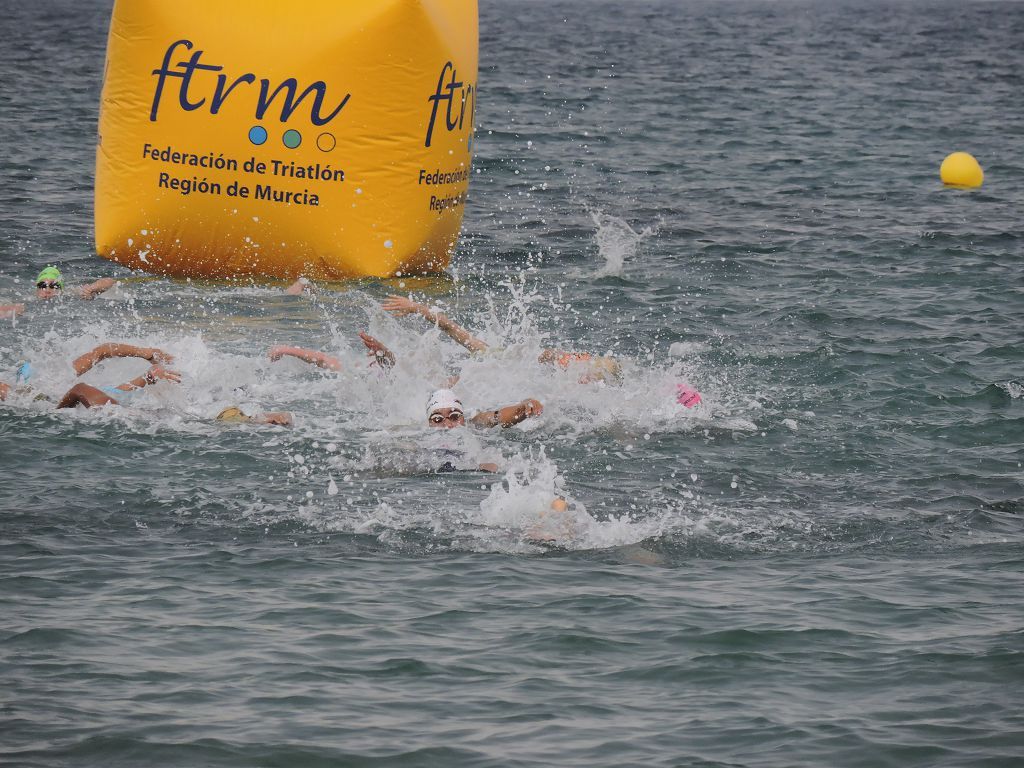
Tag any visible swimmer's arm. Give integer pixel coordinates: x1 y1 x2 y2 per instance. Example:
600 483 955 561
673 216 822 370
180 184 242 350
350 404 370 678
252 411 294 426
538 348 598 365
0 381 9 401
0 303 25 318
116 365 181 391
382 295 489 354
268 345 341 371
77 278 117 300
72 343 174 375
470 398 543 429
434 312 489 354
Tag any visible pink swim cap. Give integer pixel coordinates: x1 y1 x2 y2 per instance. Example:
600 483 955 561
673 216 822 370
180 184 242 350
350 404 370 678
676 384 702 408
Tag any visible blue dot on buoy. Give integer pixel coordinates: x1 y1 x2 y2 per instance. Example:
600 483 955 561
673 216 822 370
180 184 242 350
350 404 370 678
248 126 268 146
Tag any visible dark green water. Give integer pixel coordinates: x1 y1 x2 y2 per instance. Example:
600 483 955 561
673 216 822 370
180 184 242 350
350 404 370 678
1 1 1022 765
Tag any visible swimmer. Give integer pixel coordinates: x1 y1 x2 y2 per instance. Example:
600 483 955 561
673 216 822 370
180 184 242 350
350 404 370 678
0 342 181 407
56 365 180 408
425 388 543 431
64 342 181 407
30 266 118 302
0 362 52 403
267 334 542 472
68 342 180 409
425 388 541 473
215 406 293 426
525 497 577 544
381 295 622 383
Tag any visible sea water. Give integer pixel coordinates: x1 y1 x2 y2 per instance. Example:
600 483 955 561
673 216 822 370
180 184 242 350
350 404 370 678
1 1 1022 766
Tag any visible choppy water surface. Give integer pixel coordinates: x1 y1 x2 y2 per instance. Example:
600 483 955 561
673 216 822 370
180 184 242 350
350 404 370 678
2 1 1022 766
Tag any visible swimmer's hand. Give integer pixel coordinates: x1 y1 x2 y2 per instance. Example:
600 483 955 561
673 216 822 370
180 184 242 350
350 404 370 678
0 303 25 318
143 347 174 365
257 411 293 427
478 462 499 473
0 381 9 401
382 295 426 318
78 278 117 300
522 398 543 418
122 364 180 391
145 365 181 385
285 277 315 295
359 332 395 369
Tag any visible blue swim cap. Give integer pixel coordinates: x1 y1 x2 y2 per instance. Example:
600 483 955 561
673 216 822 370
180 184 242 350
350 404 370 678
15 361 32 383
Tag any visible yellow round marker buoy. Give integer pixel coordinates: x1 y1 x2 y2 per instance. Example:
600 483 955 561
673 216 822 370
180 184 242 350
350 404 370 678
940 152 984 188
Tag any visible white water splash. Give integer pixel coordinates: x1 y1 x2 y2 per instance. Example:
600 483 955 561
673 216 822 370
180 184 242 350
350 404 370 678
471 447 670 551
998 380 1023 400
590 211 655 278
0 277 765 556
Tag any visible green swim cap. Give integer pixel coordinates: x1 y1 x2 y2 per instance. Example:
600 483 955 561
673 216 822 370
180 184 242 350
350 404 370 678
36 266 64 287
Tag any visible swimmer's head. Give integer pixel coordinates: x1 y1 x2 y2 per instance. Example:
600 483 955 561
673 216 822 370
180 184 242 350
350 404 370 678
15 361 32 384
552 351 622 384
581 355 622 385
426 388 465 429
35 266 64 299
676 384 702 408
216 406 252 423
555 351 591 368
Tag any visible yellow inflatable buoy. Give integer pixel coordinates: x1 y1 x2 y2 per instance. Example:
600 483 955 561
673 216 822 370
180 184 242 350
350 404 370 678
95 0 478 280
940 152 984 188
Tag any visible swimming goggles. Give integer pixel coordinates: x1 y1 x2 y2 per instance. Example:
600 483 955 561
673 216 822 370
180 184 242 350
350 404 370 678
429 411 464 424
36 281 63 289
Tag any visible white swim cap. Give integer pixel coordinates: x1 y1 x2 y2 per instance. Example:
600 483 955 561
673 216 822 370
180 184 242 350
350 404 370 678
426 389 463 416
